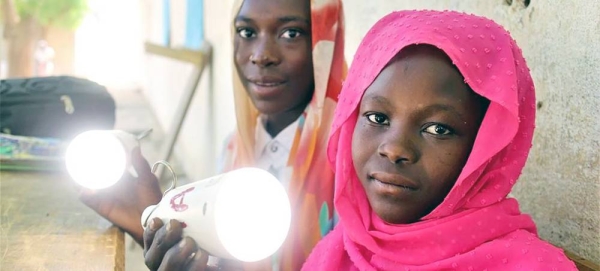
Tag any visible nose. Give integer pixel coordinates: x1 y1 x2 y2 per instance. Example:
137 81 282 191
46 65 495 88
377 131 418 165
250 36 280 67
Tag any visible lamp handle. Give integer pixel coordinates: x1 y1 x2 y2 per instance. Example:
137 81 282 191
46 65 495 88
151 160 178 196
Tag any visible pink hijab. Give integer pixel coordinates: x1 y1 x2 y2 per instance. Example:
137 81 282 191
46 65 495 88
302 10 577 270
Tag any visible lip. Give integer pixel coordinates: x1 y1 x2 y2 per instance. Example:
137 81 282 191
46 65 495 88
246 76 287 98
247 76 286 86
369 172 419 191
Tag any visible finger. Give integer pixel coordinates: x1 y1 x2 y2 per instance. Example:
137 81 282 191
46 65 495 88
72 177 102 197
184 248 210 271
77 187 105 211
131 146 153 178
77 188 95 200
145 219 184 270
143 217 163 254
157 237 202 271
216 259 244 271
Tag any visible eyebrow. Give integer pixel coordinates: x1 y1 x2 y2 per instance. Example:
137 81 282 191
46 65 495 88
363 94 464 119
234 15 309 25
363 94 393 108
278 16 309 25
420 104 464 119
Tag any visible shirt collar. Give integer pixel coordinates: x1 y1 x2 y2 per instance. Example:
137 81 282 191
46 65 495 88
254 115 300 159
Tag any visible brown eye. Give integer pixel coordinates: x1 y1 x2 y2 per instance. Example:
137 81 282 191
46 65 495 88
366 113 389 125
424 124 453 135
281 29 302 39
237 28 256 39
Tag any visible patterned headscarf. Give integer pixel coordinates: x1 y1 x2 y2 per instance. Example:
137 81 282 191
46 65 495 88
223 0 346 270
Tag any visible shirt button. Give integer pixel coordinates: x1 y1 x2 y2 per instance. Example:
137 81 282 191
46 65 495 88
270 143 278 152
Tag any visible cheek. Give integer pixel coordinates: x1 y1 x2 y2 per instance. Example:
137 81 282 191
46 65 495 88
234 42 249 67
284 45 313 75
351 122 372 175
426 141 473 186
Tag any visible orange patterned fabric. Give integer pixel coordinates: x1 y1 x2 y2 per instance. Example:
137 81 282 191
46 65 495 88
223 0 346 270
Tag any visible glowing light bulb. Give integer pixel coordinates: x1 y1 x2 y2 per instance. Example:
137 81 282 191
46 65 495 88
215 168 291 262
65 130 138 189
141 167 291 262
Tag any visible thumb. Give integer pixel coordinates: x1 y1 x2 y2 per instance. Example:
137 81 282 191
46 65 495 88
71 181 97 198
77 186 101 208
131 146 153 178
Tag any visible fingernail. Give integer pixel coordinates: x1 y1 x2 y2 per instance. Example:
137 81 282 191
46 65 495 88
166 220 173 231
187 252 196 262
148 218 155 229
179 238 187 248
149 218 159 230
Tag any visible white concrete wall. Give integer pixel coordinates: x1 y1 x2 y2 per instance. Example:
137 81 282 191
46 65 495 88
344 0 599 263
140 0 236 180
141 0 599 263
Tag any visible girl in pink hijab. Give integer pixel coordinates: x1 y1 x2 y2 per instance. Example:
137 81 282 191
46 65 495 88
302 10 577 271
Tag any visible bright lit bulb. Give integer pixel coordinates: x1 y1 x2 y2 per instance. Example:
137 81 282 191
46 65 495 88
214 168 291 262
141 167 291 262
65 130 135 189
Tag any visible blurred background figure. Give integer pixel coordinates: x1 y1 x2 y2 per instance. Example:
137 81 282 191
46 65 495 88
1 0 142 89
1 0 88 78
34 40 55 76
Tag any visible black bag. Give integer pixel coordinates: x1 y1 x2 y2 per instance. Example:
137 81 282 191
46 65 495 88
0 76 116 139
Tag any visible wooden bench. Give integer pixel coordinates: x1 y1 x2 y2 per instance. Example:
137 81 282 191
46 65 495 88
0 171 125 270
566 250 599 271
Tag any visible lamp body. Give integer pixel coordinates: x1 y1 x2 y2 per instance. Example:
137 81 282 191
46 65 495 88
141 167 291 262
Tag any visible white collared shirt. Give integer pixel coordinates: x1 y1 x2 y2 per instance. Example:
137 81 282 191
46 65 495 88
253 115 299 191
209 117 300 269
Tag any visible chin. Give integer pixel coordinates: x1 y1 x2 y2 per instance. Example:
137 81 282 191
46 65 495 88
377 212 409 224
371 201 417 225
253 104 286 115
249 99 282 114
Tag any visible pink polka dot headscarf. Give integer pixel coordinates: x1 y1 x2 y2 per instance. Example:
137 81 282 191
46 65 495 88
302 10 577 271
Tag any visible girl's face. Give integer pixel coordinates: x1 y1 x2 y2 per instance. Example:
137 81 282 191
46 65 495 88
234 0 314 116
352 46 487 224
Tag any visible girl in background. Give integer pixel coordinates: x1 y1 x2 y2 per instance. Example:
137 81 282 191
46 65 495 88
81 0 346 270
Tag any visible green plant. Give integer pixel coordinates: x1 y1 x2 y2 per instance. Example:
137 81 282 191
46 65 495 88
14 0 88 29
